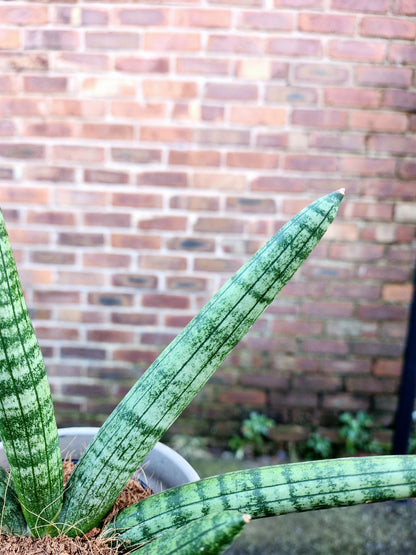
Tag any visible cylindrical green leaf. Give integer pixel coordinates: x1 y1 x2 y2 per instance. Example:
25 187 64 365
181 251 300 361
130 511 250 555
0 211 63 535
111 455 416 548
60 190 344 534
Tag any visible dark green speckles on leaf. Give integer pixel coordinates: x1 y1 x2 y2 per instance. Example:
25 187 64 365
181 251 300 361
59 191 344 535
110 455 416 549
0 210 63 536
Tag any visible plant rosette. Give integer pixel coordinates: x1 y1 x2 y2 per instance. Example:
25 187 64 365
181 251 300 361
2 190 416 555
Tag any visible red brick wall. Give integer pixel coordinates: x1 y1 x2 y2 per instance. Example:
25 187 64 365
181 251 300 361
0 1 415 447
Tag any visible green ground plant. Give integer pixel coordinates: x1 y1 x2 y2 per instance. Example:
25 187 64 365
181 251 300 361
229 412 276 459
1 189 416 554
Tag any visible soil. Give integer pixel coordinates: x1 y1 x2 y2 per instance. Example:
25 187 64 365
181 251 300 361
0 461 151 554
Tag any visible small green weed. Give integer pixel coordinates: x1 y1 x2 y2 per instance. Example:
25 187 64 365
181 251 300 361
338 411 382 455
229 412 276 460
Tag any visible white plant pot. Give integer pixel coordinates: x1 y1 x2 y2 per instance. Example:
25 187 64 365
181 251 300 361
0 427 200 494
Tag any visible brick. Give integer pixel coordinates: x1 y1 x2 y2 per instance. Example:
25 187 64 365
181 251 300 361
194 217 245 234
53 145 105 163
329 243 384 261
58 232 104 247
113 349 159 364
54 53 109 71
235 59 287 80
226 151 279 169
139 254 187 271
302 301 354 318
226 196 276 213
293 375 342 392
266 86 317 105
24 76 67 93
360 260 410 280
35 326 79 341
112 312 157 326
284 154 338 172
24 166 74 182
267 37 322 57
392 0 416 14
88 293 134 307
8 228 49 245
194 128 250 146
383 90 416 112
331 0 388 12
292 109 347 129
172 103 224 122
83 253 131 269
398 161 416 180
309 133 365 152
34 290 80 304
31 251 75 265
166 276 207 291
0 29 20 49
169 150 220 167
170 195 220 211
195 256 242 274
0 143 45 160
299 13 355 34
328 40 386 62
112 192 163 209
27 210 75 226
49 99 106 118
143 293 189 310
84 212 131 228
396 202 416 222
273 320 323 336
0 52 48 71
176 57 229 76
138 216 187 231
207 34 264 55
323 394 369 411
82 78 136 98
219 389 267 407
270 392 317 409
324 87 381 108
360 16 415 39
137 171 188 187
205 83 257 101
357 304 407 321
112 274 157 289
24 122 74 138
115 56 169 74
0 5 49 25
174 8 231 28
57 272 105 288
140 125 193 143
0 98 43 117
82 123 134 141
117 8 168 26
144 32 200 52
383 283 414 303
143 80 197 100
141 332 177 346
86 32 140 50
340 156 396 176
84 169 129 185
88 329 134 343
350 110 408 133
167 237 215 252
239 10 293 30
193 173 246 190
373 359 402 377
25 30 78 50
241 373 289 390
389 43 416 64
346 377 397 394
112 147 161 165
295 63 349 84
230 105 286 126
61 347 106 361
355 66 412 88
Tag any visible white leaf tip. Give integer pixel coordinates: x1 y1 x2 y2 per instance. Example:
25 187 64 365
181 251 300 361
336 187 345 196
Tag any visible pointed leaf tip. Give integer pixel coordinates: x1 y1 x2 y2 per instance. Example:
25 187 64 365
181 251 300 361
336 187 345 196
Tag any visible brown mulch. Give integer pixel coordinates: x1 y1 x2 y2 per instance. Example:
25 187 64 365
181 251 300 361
0 461 152 554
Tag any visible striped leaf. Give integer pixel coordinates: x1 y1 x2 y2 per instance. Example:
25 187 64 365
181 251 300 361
111 455 416 548
130 511 250 555
59 190 344 534
0 211 63 535
0 466 27 536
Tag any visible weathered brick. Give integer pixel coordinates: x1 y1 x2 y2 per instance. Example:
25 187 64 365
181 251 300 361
144 32 200 51
339 156 396 176
299 13 356 34
58 232 105 247
230 105 286 126
24 166 74 182
88 292 134 307
138 216 187 231
207 34 264 55
360 16 416 39
117 7 168 26
309 132 365 152
82 123 134 141
52 145 105 163
24 122 74 138
0 5 49 25
328 39 386 62
284 154 338 172
24 76 67 93
383 89 416 112
398 161 416 180
350 110 408 133
54 53 109 71
85 169 129 185
143 80 197 100
82 77 136 98
111 312 157 326
355 66 412 88
142 293 189 310
31 251 75 265
295 63 349 84
170 195 220 211
139 254 187 271
140 125 193 143
226 151 279 169
176 57 229 75
49 99 106 118
166 276 207 291
193 173 246 191
194 258 242 273
86 32 140 50
112 192 163 209
389 43 416 64
331 0 388 12
88 329 134 343
292 108 347 129
205 83 257 102
137 171 188 188
25 30 78 50
239 10 293 30
268 37 322 57
357 303 407 321
167 237 215 252
83 253 131 269
175 8 231 28
112 147 161 165
169 150 220 167
226 196 276 213
194 128 250 146
325 87 381 108
115 57 169 74
395 202 416 222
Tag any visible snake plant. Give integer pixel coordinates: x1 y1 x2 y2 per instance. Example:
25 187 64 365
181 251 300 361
0 189 414 553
